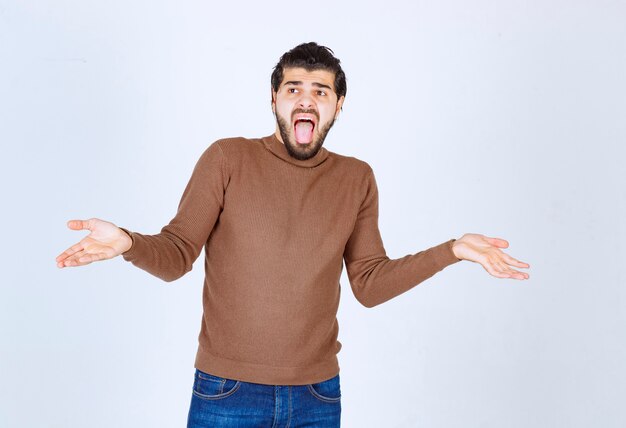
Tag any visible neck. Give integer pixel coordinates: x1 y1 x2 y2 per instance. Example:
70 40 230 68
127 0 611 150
274 127 284 144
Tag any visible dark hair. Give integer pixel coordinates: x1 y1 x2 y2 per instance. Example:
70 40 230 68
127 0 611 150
271 42 347 99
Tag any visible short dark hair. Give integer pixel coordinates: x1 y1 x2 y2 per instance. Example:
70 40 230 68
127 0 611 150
271 42 347 99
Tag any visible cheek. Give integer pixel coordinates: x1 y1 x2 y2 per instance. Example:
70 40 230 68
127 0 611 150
275 102 293 120
318 107 336 125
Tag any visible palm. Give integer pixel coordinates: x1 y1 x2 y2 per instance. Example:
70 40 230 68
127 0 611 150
452 233 530 280
56 218 132 268
79 234 117 256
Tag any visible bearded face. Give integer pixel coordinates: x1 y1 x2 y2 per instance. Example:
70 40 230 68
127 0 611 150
272 67 344 160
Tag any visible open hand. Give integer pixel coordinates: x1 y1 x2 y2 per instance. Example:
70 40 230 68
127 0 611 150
452 233 530 280
56 218 133 268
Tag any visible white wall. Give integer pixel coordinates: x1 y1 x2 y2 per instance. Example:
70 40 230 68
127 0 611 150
1 1 624 426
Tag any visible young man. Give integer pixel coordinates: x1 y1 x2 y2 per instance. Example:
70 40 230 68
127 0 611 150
56 42 530 427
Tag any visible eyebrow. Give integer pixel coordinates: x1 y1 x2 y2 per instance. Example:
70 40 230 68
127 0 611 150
283 81 333 91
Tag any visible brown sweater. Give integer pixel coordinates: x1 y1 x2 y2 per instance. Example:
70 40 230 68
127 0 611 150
122 134 461 385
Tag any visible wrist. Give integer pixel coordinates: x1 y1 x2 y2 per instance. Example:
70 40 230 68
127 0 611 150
451 238 462 261
119 228 134 254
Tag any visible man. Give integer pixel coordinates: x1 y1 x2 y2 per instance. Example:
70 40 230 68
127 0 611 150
56 42 529 427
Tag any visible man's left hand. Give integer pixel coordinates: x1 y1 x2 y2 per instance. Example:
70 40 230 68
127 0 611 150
452 233 530 280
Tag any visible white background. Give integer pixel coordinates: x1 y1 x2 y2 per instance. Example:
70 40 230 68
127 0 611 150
1 1 624 427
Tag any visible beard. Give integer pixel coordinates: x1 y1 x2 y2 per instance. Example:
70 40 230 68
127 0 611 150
276 111 335 161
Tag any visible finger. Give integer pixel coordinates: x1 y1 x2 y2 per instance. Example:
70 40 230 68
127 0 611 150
78 252 108 264
502 268 526 280
482 257 530 280
482 261 511 279
56 242 85 262
67 219 93 231
485 236 509 248
496 261 529 280
501 252 530 269
59 250 84 267
61 250 96 267
504 271 528 280
509 269 530 280
64 258 93 267
490 270 511 279
494 261 514 278
59 257 81 267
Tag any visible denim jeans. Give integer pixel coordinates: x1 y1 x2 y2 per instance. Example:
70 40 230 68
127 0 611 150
187 368 341 427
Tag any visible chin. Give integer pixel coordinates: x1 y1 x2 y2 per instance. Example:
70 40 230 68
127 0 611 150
277 115 333 161
286 138 322 160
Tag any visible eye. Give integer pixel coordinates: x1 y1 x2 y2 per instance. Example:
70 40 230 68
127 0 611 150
287 88 298 94
317 90 327 96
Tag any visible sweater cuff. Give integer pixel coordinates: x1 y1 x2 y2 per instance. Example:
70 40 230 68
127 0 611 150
435 238 463 267
119 227 138 260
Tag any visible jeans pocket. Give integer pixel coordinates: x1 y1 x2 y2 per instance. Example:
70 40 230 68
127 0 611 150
192 369 241 400
307 374 341 403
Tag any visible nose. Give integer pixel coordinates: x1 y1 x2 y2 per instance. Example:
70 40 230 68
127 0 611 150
297 93 314 109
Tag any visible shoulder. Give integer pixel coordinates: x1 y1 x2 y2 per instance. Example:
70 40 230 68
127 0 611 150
209 136 268 160
198 136 264 163
212 136 257 149
327 149 374 177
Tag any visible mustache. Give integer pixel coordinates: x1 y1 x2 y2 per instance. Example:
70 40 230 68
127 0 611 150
291 108 319 121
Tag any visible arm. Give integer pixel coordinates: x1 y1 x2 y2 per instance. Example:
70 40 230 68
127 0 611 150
56 141 229 282
342 168 531 308
120 141 228 281
343 168 461 308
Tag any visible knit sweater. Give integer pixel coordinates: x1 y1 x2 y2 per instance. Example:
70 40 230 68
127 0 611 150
121 134 461 385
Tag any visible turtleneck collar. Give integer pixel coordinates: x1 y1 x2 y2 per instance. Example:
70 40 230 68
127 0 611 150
261 133 330 168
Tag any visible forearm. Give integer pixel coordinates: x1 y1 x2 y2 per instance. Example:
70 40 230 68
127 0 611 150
120 226 200 282
348 239 461 308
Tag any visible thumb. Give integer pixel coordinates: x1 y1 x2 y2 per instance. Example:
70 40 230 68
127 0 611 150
67 219 93 231
486 236 509 248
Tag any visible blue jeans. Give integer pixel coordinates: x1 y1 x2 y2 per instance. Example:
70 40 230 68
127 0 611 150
187 368 341 427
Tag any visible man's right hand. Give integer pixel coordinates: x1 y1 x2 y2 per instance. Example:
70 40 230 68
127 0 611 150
56 218 133 268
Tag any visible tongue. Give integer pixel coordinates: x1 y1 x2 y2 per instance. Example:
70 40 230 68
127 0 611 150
294 121 314 144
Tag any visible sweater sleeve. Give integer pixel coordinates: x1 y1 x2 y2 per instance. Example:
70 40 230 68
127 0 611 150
120 141 229 282
343 167 461 307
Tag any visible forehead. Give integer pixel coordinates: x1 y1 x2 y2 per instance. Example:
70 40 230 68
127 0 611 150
280 67 336 91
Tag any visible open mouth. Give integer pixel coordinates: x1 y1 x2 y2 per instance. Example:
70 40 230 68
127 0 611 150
294 118 316 145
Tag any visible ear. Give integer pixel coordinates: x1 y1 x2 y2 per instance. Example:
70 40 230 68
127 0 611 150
271 88 277 113
334 96 345 120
